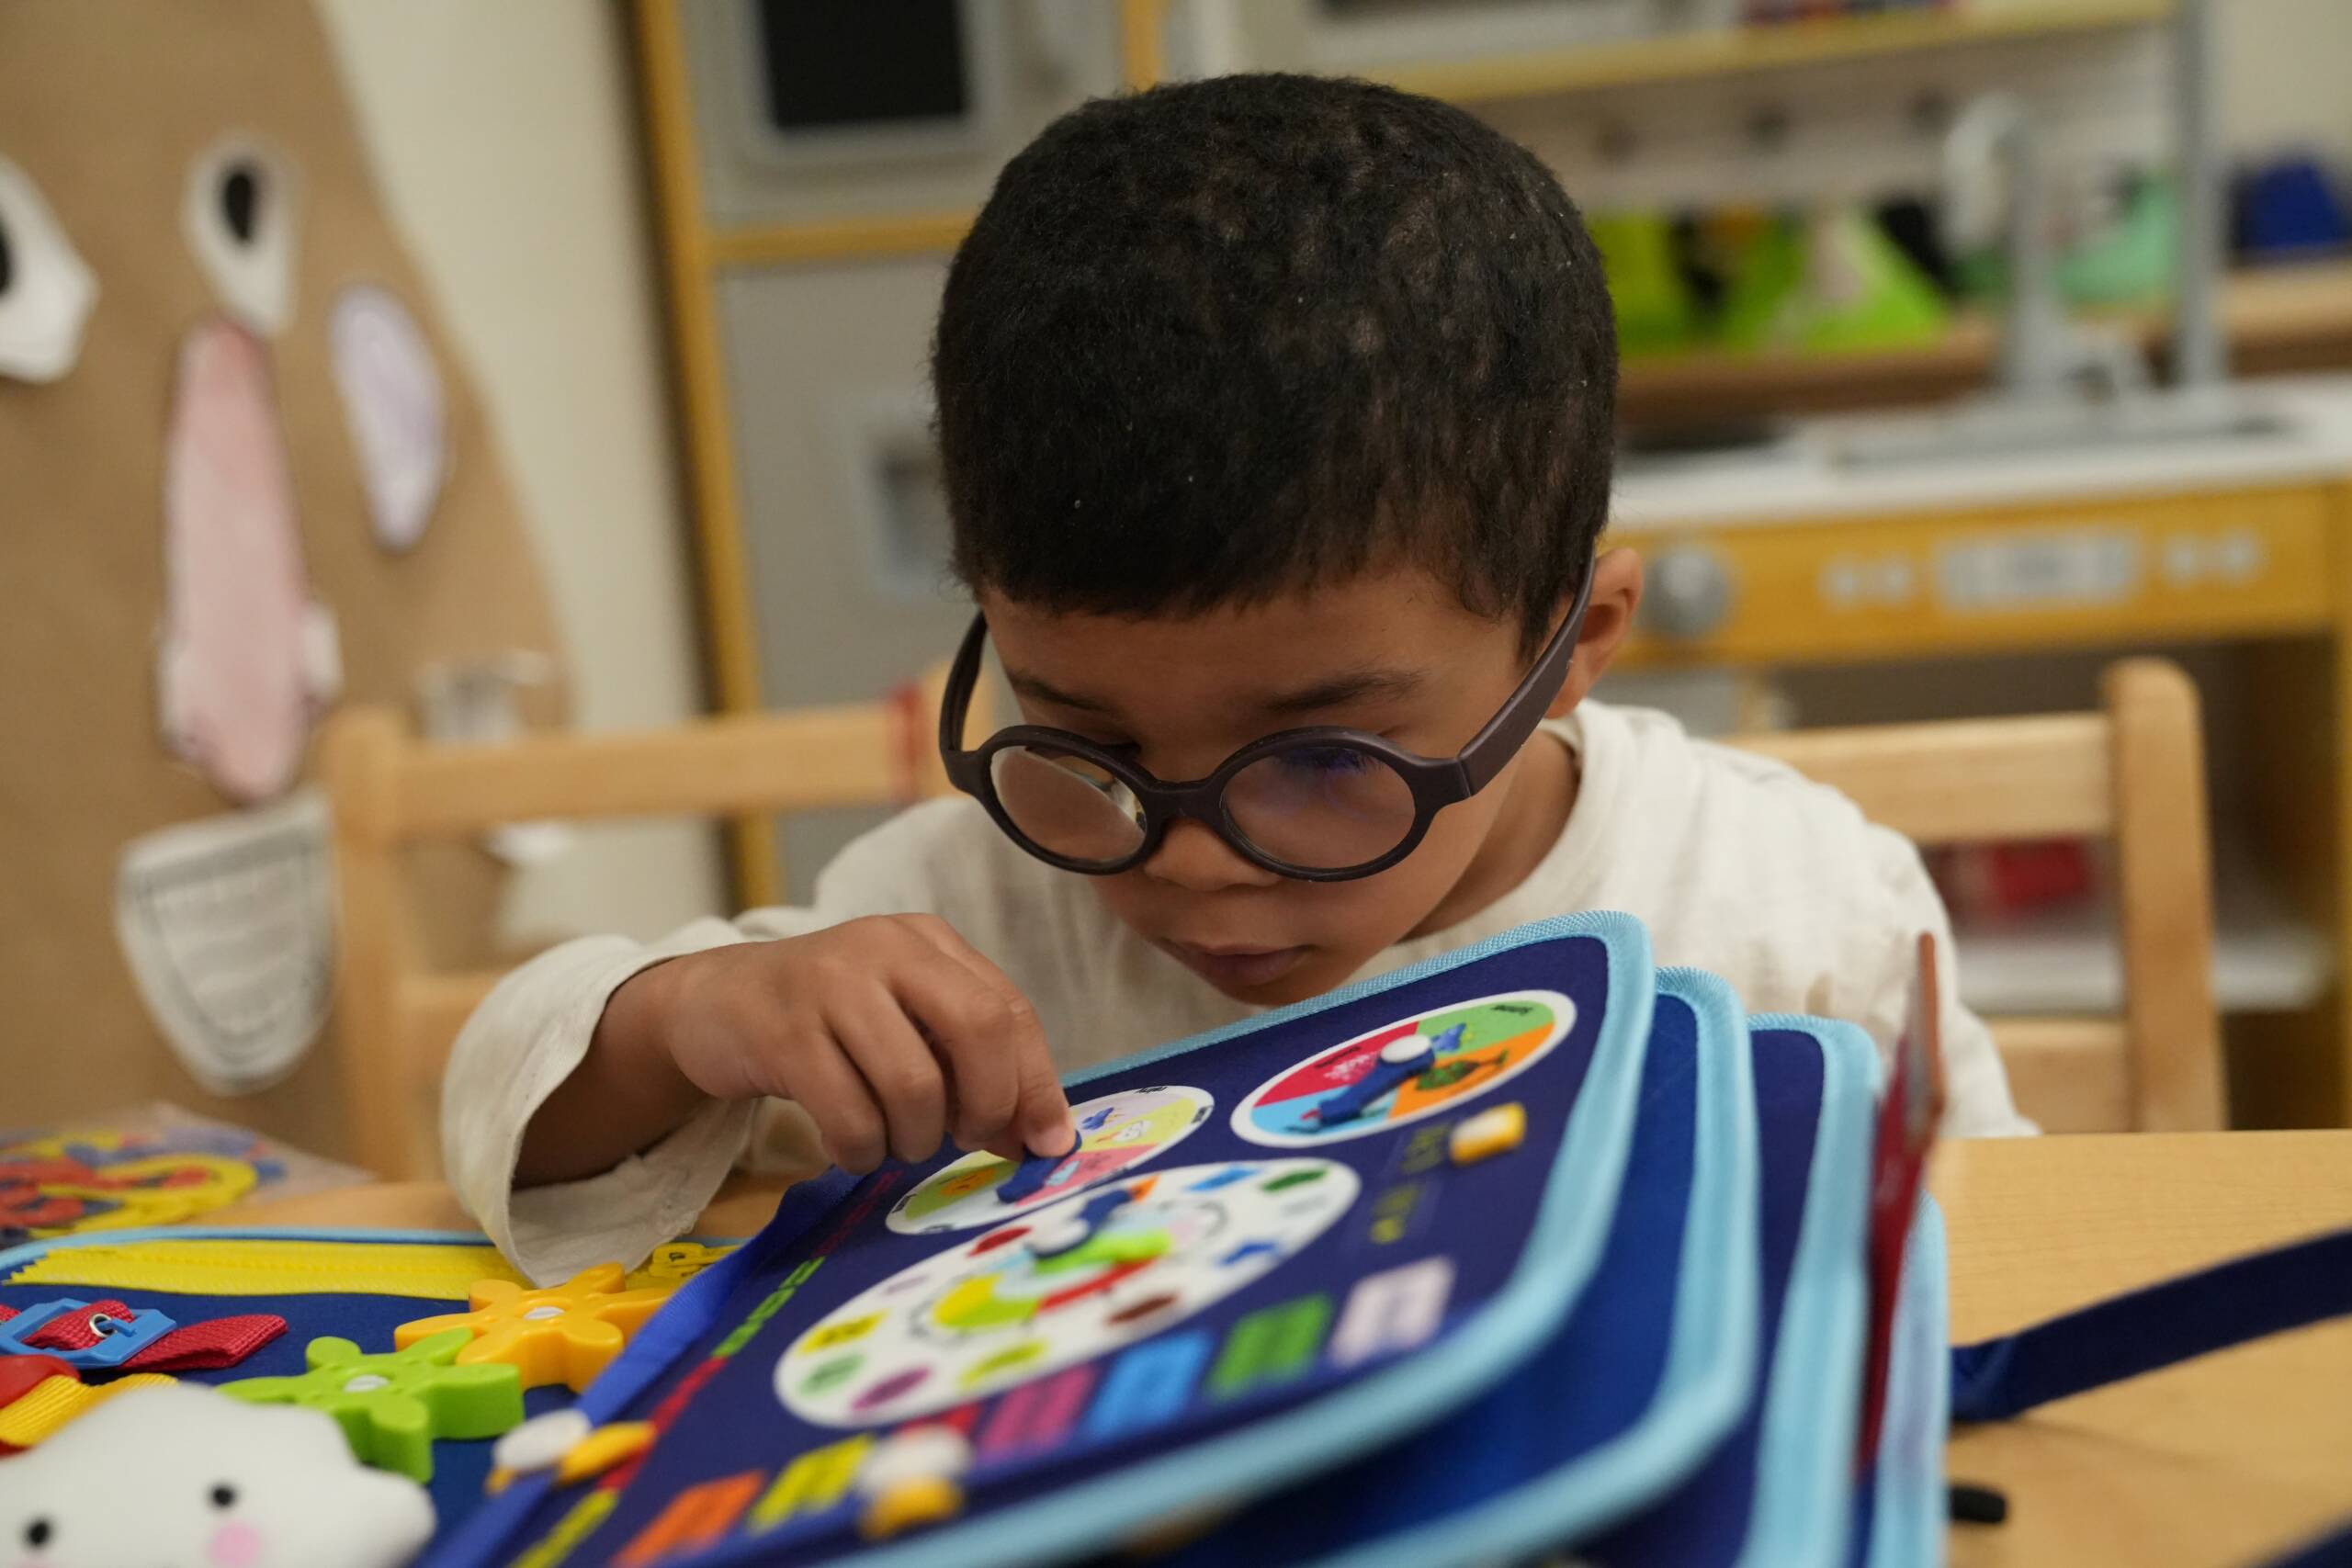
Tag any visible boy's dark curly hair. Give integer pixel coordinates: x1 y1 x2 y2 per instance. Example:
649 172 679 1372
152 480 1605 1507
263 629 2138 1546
933 73 1616 653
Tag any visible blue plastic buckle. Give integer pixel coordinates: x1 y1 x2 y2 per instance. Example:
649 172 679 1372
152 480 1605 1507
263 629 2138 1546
0 1298 176 1369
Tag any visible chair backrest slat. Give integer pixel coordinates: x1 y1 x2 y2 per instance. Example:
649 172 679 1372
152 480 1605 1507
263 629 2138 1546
1728 659 2222 1134
1736 714 2113 845
326 663 982 1177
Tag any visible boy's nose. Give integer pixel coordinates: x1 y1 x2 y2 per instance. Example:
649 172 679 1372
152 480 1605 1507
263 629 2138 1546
1141 818 1281 892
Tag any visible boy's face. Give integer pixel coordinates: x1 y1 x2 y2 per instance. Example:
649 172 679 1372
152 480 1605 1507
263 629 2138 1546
979 551 1641 1007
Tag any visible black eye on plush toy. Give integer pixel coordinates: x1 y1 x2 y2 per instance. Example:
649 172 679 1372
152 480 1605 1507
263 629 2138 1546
23 1515 52 1547
211 1482 239 1508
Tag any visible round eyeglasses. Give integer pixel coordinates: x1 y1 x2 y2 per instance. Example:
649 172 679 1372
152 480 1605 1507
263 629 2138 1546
937 556 1596 882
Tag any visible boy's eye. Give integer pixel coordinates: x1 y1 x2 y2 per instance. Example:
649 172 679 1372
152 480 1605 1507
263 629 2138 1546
1279 745 1377 776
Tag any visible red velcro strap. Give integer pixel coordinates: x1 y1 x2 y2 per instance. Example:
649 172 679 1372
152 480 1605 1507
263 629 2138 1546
10 1300 285 1371
125 1314 287 1372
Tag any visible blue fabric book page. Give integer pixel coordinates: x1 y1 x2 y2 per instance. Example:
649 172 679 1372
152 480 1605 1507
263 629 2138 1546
435 913 1656 1568
1593 1013 1879 1567
1139 965 1760 1568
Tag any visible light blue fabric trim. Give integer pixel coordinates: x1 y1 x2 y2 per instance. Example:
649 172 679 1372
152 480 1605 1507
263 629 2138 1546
1736 1013 1882 1568
1302 965 1762 1568
1867 1198 1950 1568
673 911 1658 1568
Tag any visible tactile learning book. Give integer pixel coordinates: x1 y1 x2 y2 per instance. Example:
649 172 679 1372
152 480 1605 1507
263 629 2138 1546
417 912 1948 1567
11 914 2342 1565
1 911 1996 1567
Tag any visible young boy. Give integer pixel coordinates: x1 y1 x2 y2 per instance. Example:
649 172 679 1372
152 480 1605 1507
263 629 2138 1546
448 74 2027 1283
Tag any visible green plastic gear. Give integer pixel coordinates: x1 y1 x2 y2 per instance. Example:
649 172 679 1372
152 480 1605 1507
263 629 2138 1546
220 1327 524 1481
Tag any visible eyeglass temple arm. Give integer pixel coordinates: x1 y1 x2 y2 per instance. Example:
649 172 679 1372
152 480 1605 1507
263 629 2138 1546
1456 553 1598 795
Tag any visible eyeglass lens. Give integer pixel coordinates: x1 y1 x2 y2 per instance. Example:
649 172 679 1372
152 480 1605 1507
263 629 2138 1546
987 740 1418 873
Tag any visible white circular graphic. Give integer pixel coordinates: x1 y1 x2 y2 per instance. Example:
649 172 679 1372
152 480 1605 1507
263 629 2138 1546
1231 989 1574 1147
779 1158 1358 1427
886 1086 1215 1235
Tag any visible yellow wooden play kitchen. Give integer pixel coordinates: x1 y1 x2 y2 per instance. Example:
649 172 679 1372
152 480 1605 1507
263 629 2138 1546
1611 377 2352 1128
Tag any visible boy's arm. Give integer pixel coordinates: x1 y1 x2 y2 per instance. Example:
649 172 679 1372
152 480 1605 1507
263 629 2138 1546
442 917 777 1285
513 953 707 1186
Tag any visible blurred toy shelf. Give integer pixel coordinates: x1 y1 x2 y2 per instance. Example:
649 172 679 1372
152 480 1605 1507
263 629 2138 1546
1957 854 2334 1019
1622 260 2352 426
1378 0 2174 106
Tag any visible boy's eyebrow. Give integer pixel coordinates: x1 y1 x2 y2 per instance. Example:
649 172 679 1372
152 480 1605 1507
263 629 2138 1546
1005 669 1115 715
1005 665 1428 721
1252 667 1427 718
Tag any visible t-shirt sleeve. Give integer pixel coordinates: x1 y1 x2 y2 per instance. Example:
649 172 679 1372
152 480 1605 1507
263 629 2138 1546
1846 830 2038 1139
439 809 978 1282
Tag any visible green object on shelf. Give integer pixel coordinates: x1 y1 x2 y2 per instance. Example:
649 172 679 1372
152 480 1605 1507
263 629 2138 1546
1959 174 2180 310
2064 175 2178 307
1713 213 1808 351
1592 210 1702 358
1722 206 1949 355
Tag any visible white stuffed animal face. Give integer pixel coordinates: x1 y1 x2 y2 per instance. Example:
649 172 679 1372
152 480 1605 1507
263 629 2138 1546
0 1384 434 1568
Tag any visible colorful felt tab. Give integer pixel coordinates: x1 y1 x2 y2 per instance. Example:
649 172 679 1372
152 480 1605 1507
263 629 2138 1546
553 1421 656 1485
626 1242 738 1292
393 1263 675 1394
0 1352 74 1412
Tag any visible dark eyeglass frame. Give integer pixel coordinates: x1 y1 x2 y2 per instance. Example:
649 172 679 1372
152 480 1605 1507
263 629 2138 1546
938 552 1598 882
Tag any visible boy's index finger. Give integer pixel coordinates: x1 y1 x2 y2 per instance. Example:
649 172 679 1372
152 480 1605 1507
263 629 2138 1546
887 919 1068 1151
887 954 1021 1148
897 916 1074 1157
1013 1043 1077 1159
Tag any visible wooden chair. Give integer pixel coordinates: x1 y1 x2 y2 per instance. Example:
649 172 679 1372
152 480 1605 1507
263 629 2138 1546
1730 657 2224 1133
322 664 984 1178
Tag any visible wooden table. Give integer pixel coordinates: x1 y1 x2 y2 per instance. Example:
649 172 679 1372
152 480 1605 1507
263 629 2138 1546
218 1132 2352 1566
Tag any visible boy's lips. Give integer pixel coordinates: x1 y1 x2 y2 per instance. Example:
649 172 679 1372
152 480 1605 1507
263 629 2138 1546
1160 939 1310 990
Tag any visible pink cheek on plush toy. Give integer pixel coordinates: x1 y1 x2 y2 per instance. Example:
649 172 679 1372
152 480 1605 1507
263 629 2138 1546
208 1517 266 1568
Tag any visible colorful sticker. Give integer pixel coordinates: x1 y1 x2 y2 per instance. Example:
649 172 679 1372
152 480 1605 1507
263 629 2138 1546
780 1159 1356 1427
1230 990 1573 1146
886 1086 1214 1235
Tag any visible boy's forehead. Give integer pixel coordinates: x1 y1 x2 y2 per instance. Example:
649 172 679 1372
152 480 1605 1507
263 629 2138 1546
980 568 1518 724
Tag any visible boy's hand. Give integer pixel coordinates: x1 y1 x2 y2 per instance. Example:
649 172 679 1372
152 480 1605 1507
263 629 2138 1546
604 916 1075 1176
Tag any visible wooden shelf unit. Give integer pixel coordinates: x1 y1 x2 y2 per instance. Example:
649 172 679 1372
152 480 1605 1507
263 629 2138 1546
1378 0 2175 106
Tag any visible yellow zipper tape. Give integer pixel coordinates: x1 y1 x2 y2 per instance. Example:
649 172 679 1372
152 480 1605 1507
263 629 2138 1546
5 1236 530 1300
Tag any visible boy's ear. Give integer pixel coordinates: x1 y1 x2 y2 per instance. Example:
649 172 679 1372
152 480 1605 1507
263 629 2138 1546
1547 546 1643 718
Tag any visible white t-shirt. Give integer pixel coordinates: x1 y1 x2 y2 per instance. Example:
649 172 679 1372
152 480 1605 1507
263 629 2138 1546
445 700 2029 1283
